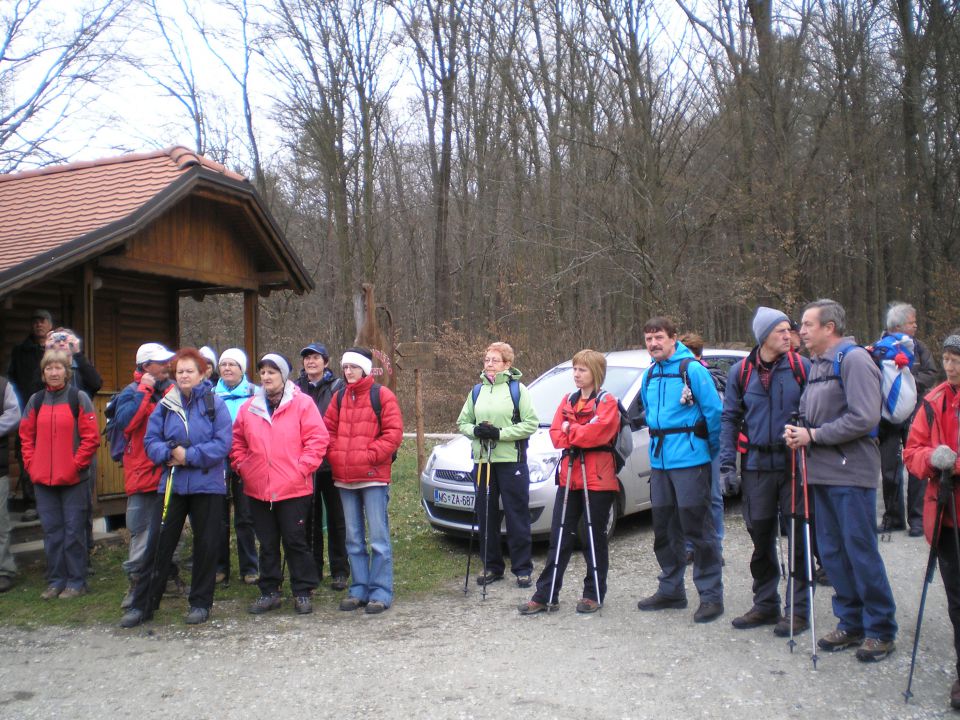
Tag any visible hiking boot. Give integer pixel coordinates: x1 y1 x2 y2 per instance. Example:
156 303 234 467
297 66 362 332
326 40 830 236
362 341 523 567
951 679 960 710
58 587 87 600
576 598 601 614
518 600 548 615
165 576 187 597
364 601 387 615
185 606 210 625
21 508 38 522
855 637 895 662
773 614 809 637
818 628 864 652
516 575 532 589
248 593 282 615
731 607 780 629
908 526 924 537
637 592 688 611
215 571 227 584
476 571 504 586
330 576 348 591
40 585 62 600
814 566 831 586
339 596 367 611
694 601 724 623
119 609 145 628
243 574 260 585
0 576 15 593
294 596 313 615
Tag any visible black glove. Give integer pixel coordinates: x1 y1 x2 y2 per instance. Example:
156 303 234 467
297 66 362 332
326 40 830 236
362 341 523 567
720 465 740 497
474 423 500 440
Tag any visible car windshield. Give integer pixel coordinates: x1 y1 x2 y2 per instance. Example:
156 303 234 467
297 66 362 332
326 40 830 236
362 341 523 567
528 366 644 426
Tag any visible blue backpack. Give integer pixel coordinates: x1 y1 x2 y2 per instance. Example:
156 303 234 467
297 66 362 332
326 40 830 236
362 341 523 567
102 383 138 463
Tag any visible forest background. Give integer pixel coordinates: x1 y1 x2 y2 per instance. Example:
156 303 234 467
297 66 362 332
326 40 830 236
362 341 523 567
4 0 958 427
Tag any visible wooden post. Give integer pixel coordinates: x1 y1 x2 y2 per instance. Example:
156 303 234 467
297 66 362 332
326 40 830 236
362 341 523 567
243 290 258 379
415 368 426 476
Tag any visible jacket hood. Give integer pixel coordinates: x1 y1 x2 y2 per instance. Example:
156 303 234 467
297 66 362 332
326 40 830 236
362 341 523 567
215 376 256 400
654 341 695 369
297 367 339 387
247 380 298 422
160 378 214 420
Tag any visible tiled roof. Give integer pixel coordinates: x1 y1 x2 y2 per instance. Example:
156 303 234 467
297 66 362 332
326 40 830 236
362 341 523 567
0 146 247 276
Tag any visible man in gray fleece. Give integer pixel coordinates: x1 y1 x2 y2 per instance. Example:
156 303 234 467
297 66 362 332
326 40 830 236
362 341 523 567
785 299 897 662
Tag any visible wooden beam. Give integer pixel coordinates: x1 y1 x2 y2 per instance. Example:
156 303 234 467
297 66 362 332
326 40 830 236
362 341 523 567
81 263 95 358
98 255 259 291
243 290 258 379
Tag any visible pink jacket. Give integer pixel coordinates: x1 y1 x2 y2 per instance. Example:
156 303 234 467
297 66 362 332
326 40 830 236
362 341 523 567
231 382 330 502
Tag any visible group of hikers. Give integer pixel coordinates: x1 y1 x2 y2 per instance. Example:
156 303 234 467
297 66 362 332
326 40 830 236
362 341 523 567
0 317 403 624
459 301 958 711
1 297 959 709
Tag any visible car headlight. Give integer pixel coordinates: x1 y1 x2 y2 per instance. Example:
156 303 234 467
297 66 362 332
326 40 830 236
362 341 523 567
423 452 438 478
528 454 560 484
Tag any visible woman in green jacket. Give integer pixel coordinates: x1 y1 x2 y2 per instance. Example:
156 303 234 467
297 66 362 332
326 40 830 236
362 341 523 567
457 342 539 587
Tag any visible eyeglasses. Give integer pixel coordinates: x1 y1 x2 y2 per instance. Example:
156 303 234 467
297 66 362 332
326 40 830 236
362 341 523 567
219 361 240 369
483 357 505 364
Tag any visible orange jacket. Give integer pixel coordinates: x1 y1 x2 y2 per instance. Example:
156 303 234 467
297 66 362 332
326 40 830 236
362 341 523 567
549 390 620 492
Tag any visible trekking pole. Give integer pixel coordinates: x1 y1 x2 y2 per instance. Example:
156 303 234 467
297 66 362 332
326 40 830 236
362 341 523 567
882 442 906 543
798 444 819 670
480 443 493 601
905 446 957 702
787 448 798 653
579 450 602 610
775 508 787 582
463 441 486 595
547 453 576 610
144 465 176 615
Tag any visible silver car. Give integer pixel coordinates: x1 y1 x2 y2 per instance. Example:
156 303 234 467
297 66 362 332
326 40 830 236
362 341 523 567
419 348 748 539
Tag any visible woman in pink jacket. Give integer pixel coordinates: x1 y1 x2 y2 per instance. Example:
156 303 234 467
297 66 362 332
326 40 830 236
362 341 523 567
231 353 329 615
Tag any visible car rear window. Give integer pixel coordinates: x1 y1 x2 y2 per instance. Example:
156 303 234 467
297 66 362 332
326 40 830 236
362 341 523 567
527 366 643 426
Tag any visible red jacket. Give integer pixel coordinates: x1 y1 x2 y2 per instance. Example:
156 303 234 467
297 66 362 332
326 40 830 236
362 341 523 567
323 375 403 485
549 390 620 492
904 381 960 544
119 372 170 495
19 385 99 487
231 382 330 502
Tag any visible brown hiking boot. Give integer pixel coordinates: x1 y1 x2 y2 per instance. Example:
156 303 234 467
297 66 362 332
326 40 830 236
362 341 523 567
773 614 809 637
817 628 864 652
855 637 895 662
731 607 780 629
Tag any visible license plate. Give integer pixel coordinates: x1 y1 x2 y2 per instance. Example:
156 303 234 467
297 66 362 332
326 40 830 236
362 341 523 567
434 488 475 510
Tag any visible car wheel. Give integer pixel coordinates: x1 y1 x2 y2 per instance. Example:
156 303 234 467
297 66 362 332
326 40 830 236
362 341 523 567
576 491 622 546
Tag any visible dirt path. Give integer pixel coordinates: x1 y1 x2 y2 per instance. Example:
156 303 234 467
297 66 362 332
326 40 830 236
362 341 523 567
0 509 956 719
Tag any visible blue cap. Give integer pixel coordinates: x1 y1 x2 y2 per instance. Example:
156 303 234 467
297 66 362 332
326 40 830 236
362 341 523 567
300 342 329 361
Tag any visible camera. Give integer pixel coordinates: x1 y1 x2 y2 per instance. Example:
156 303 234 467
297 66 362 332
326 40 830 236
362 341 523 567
53 333 68 343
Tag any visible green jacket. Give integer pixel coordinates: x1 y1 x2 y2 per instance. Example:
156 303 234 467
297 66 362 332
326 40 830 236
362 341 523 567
457 367 539 463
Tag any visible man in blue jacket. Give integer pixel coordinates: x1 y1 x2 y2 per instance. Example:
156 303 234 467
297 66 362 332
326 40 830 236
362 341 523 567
721 307 812 636
637 317 724 622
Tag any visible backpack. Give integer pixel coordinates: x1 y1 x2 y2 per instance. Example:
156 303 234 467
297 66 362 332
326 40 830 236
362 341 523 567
471 378 528 459
807 341 892 437
102 383 138 463
335 383 398 462
597 390 634 473
643 357 724 401
641 359 711 457
29 385 80 420
867 333 918 425
733 350 807 455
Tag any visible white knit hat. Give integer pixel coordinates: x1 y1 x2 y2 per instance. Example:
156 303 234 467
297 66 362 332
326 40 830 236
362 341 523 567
219 347 248 375
341 349 373 376
199 346 218 368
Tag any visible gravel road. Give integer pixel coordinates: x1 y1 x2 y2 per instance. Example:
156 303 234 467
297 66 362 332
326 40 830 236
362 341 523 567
1 506 957 719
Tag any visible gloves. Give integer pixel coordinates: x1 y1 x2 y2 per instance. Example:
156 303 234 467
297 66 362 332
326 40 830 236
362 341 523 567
474 423 500 441
720 465 740 497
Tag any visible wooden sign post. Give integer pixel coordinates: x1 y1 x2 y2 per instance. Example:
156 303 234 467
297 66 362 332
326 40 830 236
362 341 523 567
395 342 439 476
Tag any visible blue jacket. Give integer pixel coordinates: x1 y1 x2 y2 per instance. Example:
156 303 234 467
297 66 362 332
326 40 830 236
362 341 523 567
144 380 232 495
214 376 257 423
640 342 722 470
719 349 811 472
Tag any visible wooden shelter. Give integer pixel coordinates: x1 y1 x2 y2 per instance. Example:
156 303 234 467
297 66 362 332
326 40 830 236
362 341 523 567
0 147 312 514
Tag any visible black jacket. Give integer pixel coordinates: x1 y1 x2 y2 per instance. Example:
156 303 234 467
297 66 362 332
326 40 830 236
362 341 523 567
6 335 45 407
71 353 103 398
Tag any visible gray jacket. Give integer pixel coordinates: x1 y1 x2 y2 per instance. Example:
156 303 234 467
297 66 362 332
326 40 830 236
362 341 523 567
799 337 882 488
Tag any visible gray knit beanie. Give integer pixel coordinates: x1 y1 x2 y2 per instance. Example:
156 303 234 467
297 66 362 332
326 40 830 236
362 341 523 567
752 306 790 345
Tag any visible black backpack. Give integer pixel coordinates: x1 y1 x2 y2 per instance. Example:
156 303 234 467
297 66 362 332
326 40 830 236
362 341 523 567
29 385 80 419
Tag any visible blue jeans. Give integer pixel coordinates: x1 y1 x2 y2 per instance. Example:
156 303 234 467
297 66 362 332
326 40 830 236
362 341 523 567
813 485 897 640
339 485 393 606
34 482 88 591
123 492 162 579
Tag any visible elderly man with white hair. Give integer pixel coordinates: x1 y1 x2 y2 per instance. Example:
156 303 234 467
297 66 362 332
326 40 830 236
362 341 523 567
878 302 940 536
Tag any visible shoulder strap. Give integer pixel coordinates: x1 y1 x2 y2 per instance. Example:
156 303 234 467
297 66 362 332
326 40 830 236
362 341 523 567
204 391 216 422
508 379 521 424
370 383 383 427
471 383 482 407
336 386 346 410
29 390 43 416
28 387 79 419
786 350 807 388
679 358 693 390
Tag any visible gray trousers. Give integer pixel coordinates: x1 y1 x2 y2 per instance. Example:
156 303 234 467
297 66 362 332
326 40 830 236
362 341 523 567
650 464 723 603
0 476 17 578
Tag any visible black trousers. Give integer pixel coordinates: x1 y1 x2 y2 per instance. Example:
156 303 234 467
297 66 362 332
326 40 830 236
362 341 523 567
130 492 223 615
879 421 925 531
217 472 259 579
938 522 960 681
532 486 615 604
249 494 319 597
306 468 348 579
475 461 533 577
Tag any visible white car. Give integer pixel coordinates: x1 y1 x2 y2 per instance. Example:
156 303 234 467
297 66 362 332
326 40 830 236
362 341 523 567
419 348 747 539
